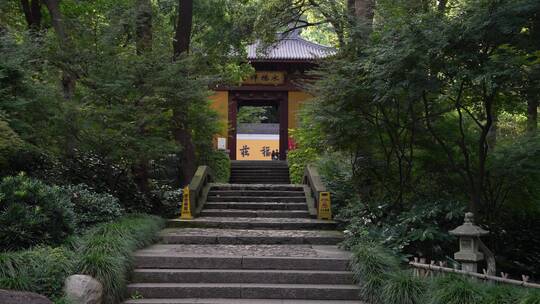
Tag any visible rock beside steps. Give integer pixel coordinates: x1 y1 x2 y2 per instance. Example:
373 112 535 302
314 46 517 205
124 183 364 304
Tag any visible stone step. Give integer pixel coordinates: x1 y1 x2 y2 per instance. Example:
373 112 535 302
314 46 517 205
124 298 366 304
207 196 305 203
231 171 289 175
124 299 364 304
159 228 343 245
229 179 291 184
200 209 309 218
229 176 290 180
209 190 305 197
204 202 307 210
231 160 288 166
167 217 336 230
131 269 354 284
229 181 291 185
211 184 304 191
231 168 290 171
230 176 289 179
134 245 350 270
127 283 361 300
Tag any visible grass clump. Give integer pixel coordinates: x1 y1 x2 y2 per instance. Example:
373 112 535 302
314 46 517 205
0 246 75 300
429 275 485 304
520 289 540 304
350 241 401 303
75 214 165 304
382 270 427 304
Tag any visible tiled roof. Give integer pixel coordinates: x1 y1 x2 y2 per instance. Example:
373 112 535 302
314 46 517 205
247 34 336 61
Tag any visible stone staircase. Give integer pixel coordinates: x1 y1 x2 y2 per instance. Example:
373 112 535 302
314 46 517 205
229 161 290 184
124 164 362 303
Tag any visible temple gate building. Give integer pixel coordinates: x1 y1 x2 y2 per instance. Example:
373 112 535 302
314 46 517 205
209 32 335 160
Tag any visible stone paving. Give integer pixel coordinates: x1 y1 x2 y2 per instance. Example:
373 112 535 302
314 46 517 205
135 244 351 258
160 228 344 238
125 164 363 303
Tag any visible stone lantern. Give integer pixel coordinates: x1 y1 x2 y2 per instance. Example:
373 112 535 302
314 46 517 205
449 212 489 273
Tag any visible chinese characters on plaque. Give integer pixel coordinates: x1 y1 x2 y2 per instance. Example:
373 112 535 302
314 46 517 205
236 138 279 161
243 71 286 86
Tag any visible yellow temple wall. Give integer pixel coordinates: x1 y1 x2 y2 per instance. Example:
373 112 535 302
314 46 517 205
288 91 313 130
209 91 228 137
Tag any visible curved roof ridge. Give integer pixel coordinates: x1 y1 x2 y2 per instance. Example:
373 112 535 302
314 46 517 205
247 34 336 61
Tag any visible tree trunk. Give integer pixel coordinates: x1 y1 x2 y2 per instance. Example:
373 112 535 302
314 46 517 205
438 0 448 13
135 0 152 54
21 0 42 32
42 0 76 100
353 0 375 24
172 0 197 186
132 161 151 194
42 0 78 155
527 98 538 133
486 111 498 150
133 0 153 195
173 0 193 59
347 0 375 42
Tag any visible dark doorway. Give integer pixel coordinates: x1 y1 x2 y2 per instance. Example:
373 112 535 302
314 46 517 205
228 91 288 160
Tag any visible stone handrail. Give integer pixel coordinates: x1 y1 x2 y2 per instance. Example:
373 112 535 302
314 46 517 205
188 166 215 216
302 164 327 218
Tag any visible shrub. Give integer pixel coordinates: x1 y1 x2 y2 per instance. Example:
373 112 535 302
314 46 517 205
62 184 124 232
0 119 23 172
152 184 182 218
205 150 230 183
479 285 524 304
0 246 75 300
382 270 427 304
521 289 540 304
0 174 75 250
350 241 400 303
287 146 317 184
75 214 165 304
429 275 485 304
59 151 151 213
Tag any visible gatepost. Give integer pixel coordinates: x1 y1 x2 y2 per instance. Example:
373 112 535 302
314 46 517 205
180 186 193 219
317 192 332 220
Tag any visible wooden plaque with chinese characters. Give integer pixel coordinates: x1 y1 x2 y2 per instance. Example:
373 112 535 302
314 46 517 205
243 71 286 86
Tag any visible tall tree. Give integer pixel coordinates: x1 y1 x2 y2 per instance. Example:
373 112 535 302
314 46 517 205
41 0 76 100
172 0 197 185
135 0 152 54
527 99 538 133
20 0 42 32
132 0 153 194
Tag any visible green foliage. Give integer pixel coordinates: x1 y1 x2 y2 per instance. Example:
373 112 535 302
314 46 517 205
75 214 165 304
0 214 163 302
382 270 427 304
0 174 75 251
521 290 540 304
58 151 152 213
287 147 318 184
480 285 525 304
349 241 400 302
287 127 322 184
429 276 485 304
204 150 231 183
348 236 536 304
237 106 279 123
0 246 75 300
62 184 125 232
0 119 23 170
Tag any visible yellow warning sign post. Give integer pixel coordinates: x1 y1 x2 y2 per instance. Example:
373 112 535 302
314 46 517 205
317 192 332 220
180 186 193 219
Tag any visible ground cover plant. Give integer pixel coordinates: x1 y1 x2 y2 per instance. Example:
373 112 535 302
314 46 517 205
0 214 164 303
